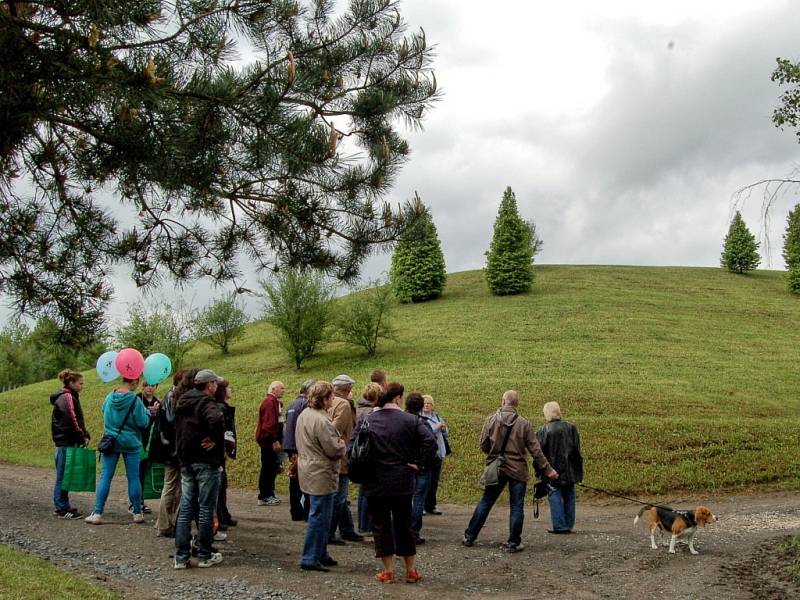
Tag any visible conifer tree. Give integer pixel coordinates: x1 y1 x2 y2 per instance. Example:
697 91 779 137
485 187 534 295
0 0 439 339
783 203 800 292
721 211 760 274
389 202 446 302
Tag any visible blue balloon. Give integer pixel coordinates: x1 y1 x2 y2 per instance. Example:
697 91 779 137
96 351 120 383
143 353 172 386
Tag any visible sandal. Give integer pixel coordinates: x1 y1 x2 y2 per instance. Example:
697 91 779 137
405 569 423 584
375 570 394 583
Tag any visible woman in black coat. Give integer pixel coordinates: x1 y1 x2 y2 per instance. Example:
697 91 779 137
356 383 436 584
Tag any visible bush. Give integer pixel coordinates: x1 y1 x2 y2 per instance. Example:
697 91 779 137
260 270 334 369
115 301 197 368
783 204 800 293
336 280 397 356
390 205 447 303
196 295 248 354
485 187 535 295
721 211 760 274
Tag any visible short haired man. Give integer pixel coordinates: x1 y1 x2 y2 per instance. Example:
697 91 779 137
173 369 226 569
463 390 558 553
283 379 316 521
327 374 362 544
370 369 388 391
256 380 285 506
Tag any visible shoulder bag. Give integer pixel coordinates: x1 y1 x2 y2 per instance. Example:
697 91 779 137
479 417 517 487
97 398 137 455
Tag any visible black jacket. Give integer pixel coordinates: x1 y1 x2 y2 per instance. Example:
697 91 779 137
50 388 88 447
148 387 178 466
536 419 584 484
175 388 225 468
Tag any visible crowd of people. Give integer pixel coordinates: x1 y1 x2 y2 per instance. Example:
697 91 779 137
49 366 583 581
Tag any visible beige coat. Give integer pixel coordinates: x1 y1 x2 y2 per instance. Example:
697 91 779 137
296 407 346 495
328 393 356 474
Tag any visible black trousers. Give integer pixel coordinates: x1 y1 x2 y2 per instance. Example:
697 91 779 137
216 462 232 523
425 457 443 512
366 494 416 558
258 446 279 500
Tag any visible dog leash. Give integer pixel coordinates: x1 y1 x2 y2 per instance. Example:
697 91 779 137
575 482 678 513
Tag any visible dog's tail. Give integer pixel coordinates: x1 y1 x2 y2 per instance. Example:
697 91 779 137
633 505 653 525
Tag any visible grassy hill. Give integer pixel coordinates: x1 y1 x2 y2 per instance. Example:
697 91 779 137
2 265 799 503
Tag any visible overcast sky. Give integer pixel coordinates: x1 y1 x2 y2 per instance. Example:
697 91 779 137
7 0 800 325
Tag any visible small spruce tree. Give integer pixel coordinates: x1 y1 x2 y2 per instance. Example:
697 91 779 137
485 187 534 295
389 205 447 302
721 211 761 274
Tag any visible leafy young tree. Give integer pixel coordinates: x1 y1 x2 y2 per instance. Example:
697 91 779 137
0 0 440 339
485 187 534 295
260 269 334 369
389 202 446 302
721 211 760 274
115 301 197 368
337 279 396 355
196 295 248 354
784 203 800 293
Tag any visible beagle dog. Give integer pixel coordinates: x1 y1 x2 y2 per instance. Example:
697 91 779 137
634 505 717 554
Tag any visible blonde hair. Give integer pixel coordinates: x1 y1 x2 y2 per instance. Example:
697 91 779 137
308 381 334 410
363 382 382 406
58 369 83 386
543 401 562 421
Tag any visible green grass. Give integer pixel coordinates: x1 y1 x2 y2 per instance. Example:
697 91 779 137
2 266 799 502
0 545 118 600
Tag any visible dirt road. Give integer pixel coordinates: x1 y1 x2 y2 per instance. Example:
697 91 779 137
1 464 799 599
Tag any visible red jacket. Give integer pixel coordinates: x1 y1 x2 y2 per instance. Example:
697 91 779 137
255 394 281 447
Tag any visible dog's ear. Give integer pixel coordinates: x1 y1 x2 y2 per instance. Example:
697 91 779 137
695 506 714 526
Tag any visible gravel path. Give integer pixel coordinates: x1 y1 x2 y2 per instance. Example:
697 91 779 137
2 463 800 599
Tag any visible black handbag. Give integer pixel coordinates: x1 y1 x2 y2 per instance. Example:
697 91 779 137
97 398 137 455
347 417 375 484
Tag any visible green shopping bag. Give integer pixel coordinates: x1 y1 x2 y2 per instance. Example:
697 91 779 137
141 427 164 499
142 461 165 499
61 446 96 492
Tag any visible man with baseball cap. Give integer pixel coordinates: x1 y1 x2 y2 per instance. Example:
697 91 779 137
173 369 226 569
327 374 362 544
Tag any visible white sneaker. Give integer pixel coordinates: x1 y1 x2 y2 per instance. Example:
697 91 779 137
197 552 223 568
84 512 103 525
173 559 189 570
264 496 281 506
257 499 268 506
213 531 228 542
133 513 144 523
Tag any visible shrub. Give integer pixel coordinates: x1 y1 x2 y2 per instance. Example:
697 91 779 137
788 265 800 294
337 280 397 356
260 270 334 369
485 187 535 295
115 301 197 368
721 211 760 274
196 295 248 354
783 204 800 293
390 205 447 303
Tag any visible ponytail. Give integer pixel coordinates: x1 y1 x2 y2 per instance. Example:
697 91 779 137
58 369 83 387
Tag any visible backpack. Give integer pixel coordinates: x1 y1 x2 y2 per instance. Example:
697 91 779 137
347 417 375 484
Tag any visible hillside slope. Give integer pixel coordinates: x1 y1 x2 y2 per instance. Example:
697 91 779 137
2 266 799 501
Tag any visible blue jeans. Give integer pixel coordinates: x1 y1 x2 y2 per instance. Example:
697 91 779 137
329 474 355 537
357 485 372 533
411 471 430 537
301 493 335 567
175 463 221 563
53 447 71 511
548 482 576 531
464 475 527 546
93 451 142 515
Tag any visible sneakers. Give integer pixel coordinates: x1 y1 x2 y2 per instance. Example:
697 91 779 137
213 531 228 542
133 513 144 523
197 552 223 568
405 569 423 584
502 542 524 553
128 504 150 514
173 559 189 570
84 512 103 525
259 496 281 506
56 508 82 519
461 536 474 547
341 531 364 542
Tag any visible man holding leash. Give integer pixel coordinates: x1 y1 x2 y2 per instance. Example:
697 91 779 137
463 390 558 553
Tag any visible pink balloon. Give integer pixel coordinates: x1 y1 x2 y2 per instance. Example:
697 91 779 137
115 348 145 380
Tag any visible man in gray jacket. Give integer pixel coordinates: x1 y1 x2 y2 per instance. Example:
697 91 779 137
463 390 558 553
